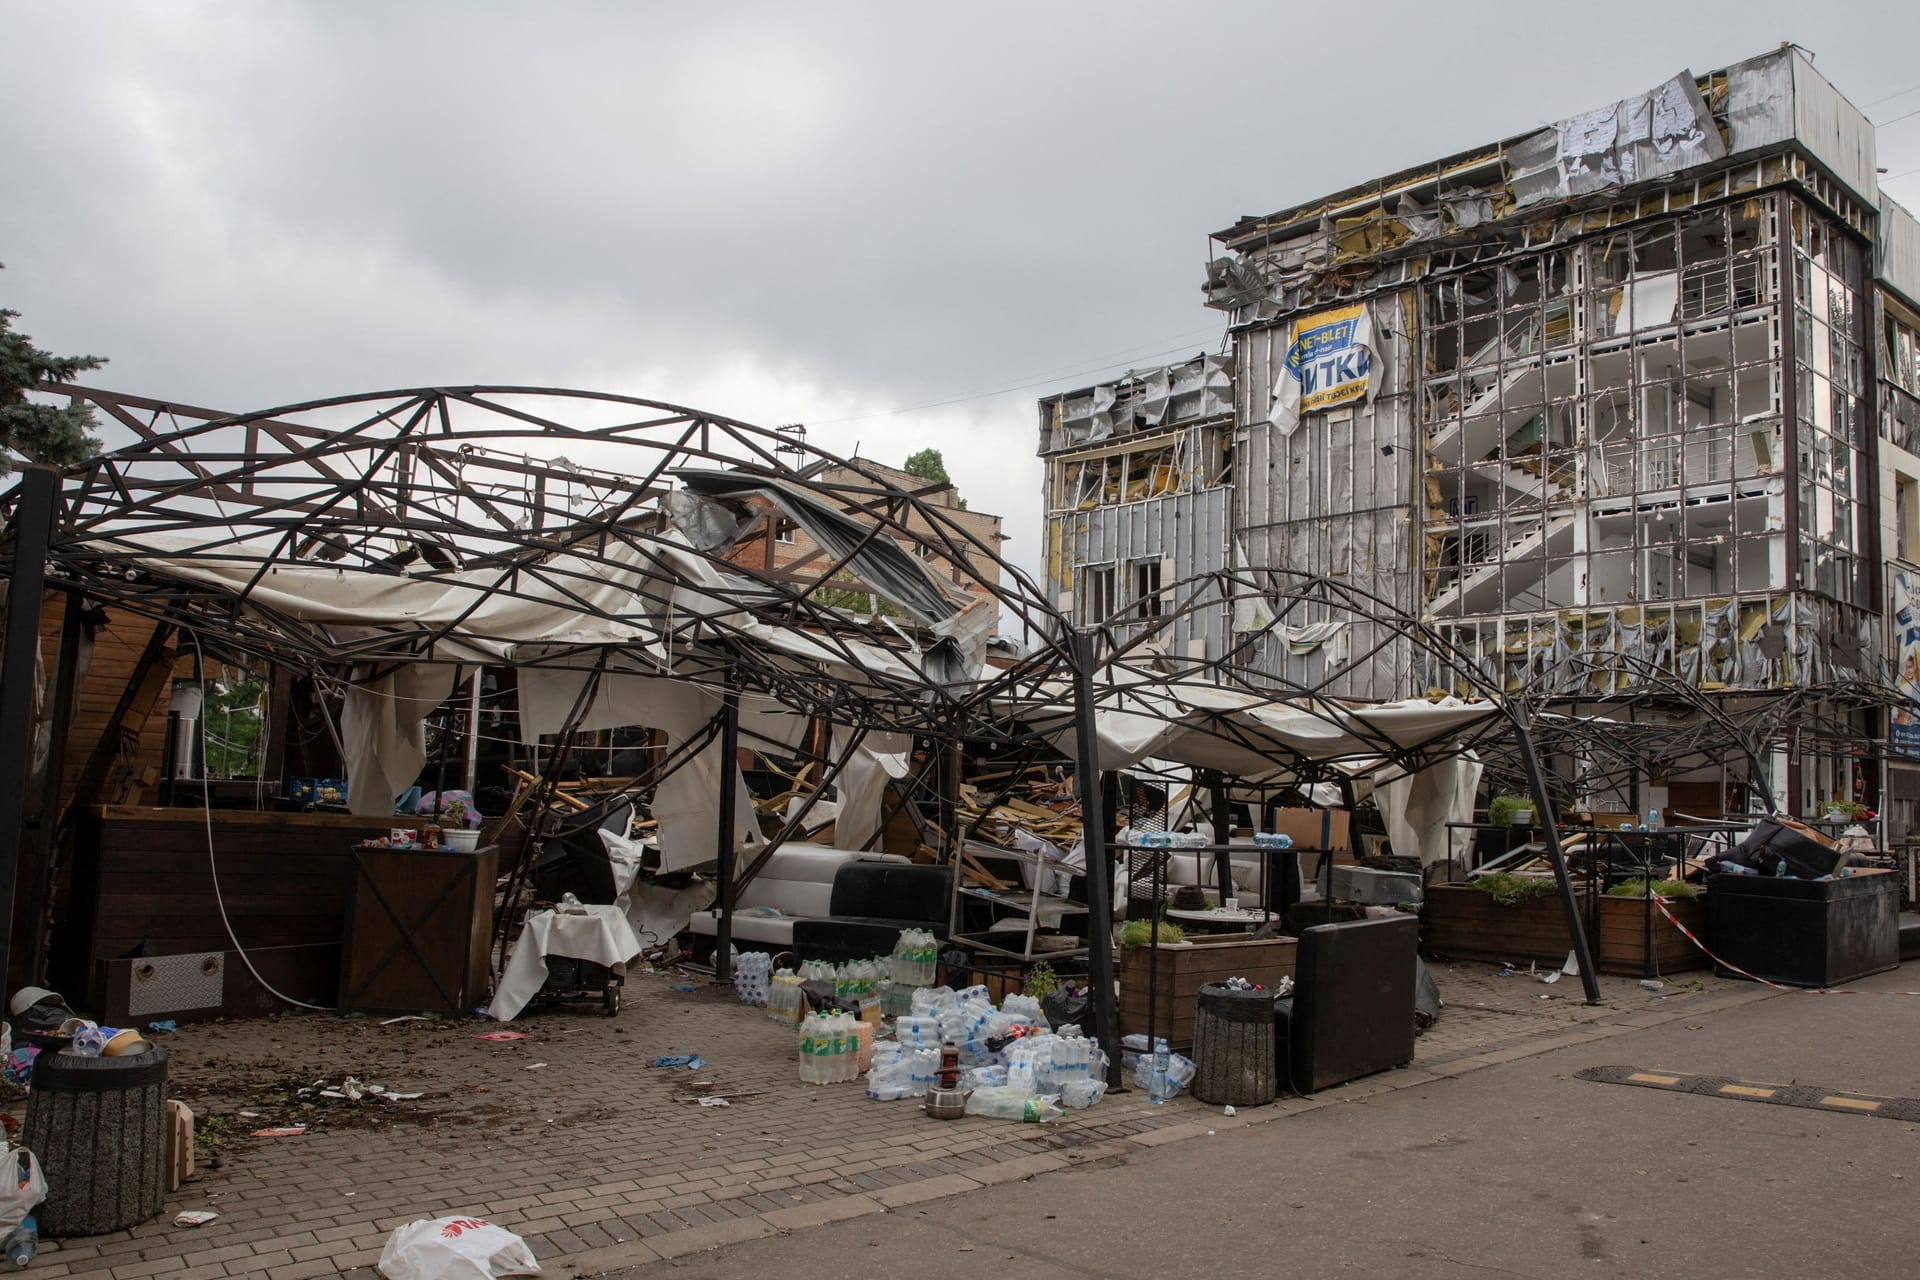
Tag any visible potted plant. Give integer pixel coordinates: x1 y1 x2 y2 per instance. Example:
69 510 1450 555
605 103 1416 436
1423 872 1587 964
1117 917 1297 1051
1488 793 1537 828
1596 878 1708 977
438 798 481 852
1820 797 1872 824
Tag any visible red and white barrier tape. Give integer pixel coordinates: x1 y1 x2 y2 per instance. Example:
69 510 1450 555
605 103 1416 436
1652 894 1920 996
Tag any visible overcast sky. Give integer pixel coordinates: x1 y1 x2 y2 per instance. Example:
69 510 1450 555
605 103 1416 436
7 1 1920 586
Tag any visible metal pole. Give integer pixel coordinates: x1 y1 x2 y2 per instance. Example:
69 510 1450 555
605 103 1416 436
714 678 741 984
24 590 83 984
1208 771 1232 903
1512 711 1600 1004
1068 630 1121 1084
464 670 483 794
0 467 59 991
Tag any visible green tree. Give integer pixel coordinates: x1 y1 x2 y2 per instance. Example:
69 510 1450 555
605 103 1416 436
902 447 965 508
1 268 104 473
203 672 268 778
902 448 950 485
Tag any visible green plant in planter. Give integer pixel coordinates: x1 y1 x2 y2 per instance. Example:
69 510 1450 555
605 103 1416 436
1468 871 1557 908
1607 878 1696 899
438 797 470 828
1119 919 1187 947
1024 961 1060 1001
1487 794 1538 828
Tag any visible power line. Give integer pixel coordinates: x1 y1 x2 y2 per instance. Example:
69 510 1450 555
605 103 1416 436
1861 81 1920 110
1877 105 1920 131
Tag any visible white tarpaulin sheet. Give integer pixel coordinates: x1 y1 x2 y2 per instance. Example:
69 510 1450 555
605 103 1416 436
1373 754 1484 869
831 732 913 852
1027 676 1502 778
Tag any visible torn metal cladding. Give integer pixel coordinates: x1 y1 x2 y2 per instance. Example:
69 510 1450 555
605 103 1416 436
1039 43 1920 823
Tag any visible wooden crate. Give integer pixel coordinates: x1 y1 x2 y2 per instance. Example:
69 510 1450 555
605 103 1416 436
1421 884 1590 964
1119 935 1296 1052
1594 892 1708 977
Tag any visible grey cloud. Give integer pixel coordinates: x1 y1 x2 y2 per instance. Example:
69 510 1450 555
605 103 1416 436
6 0 1920 588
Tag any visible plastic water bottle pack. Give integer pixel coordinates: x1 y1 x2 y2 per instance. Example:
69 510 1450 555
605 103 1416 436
733 952 772 1006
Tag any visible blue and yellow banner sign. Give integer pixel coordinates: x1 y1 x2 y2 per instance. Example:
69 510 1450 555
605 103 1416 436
1272 301 1374 435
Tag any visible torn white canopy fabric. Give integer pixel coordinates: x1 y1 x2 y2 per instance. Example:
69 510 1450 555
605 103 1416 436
81 531 664 666
1372 754 1484 869
341 665 457 816
1024 677 1503 780
831 732 913 852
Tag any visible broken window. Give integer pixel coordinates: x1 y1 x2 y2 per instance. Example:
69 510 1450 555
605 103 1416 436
1049 434 1189 512
1132 560 1163 619
1081 565 1116 625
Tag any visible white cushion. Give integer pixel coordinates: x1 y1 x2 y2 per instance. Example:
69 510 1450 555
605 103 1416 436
686 848 913 944
689 913 796 945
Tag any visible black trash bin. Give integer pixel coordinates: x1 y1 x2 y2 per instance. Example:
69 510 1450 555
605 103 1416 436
1192 983 1277 1107
1706 869 1898 987
23 1047 169 1236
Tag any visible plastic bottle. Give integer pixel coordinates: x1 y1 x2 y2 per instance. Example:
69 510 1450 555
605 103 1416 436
1148 1038 1171 1105
964 1086 1065 1122
4 1217 35 1268
797 1014 818 1084
1006 1047 1037 1095
818 1013 837 1083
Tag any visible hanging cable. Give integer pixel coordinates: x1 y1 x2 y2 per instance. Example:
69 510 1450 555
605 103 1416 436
190 632 332 1012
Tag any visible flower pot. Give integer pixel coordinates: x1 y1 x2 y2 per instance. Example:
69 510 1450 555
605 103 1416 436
443 828 481 853
1422 883 1589 964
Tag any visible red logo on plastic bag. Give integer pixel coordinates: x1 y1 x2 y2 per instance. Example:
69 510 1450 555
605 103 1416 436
439 1218 492 1238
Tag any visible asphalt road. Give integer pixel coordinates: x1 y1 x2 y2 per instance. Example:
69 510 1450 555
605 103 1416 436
602 961 1920 1280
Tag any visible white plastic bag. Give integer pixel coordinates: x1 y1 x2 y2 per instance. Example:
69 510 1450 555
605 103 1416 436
378 1216 540 1280
0 1147 46 1234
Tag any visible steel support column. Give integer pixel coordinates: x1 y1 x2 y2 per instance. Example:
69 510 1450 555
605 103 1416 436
713 679 741 984
1068 630 1121 1084
0 467 59 991
24 590 84 983
1512 709 1600 1004
1208 770 1233 902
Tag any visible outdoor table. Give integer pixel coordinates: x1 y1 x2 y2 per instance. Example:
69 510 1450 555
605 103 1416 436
488 903 643 1021
1165 905 1272 934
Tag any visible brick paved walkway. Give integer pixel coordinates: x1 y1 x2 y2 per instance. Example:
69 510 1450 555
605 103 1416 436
18 960 1778 1279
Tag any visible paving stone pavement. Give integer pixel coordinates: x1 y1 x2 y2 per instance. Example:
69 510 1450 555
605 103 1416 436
13 960 1778 1279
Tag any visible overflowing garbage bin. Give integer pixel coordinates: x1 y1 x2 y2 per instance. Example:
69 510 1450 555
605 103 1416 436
23 1046 169 1235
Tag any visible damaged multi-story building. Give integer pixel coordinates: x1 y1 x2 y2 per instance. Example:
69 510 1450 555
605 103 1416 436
1040 46 1920 826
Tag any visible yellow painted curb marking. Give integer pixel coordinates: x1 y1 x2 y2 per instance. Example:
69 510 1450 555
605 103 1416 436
1820 1096 1881 1111
1626 1072 1681 1085
1719 1084 1775 1098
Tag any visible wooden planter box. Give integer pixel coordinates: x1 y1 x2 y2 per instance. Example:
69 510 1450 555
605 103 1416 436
1593 892 1708 977
1421 883 1589 964
1119 934 1296 1052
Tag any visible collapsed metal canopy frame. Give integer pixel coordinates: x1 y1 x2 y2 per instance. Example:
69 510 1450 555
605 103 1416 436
0 382 1610 1026
7 385 1072 736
